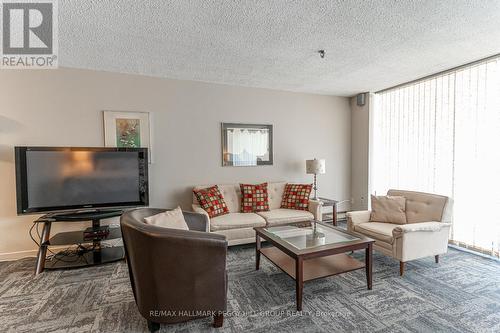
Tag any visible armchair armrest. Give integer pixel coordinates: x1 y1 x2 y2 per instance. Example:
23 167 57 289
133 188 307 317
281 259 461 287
346 210 371 232
308 199 323 221
441 197 454 224
393 222 452 238
392 221 451 262
183 211 209 232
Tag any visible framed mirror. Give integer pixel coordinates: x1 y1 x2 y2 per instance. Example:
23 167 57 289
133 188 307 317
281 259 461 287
221 123 273 166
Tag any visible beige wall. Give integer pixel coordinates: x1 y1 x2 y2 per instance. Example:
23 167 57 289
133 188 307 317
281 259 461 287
350 94 370 210
0 68 351 259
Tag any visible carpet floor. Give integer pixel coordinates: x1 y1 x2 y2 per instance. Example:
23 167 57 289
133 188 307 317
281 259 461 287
0 244 499 332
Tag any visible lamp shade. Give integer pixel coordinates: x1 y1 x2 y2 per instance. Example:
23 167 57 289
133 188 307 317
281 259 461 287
306 159 326 174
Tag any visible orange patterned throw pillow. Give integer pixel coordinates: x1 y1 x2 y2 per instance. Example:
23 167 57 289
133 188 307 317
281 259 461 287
193 185 229 218
240 183 270 213
280 183 312 210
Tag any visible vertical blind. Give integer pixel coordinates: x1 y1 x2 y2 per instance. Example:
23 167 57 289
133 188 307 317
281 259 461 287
372 56 500 258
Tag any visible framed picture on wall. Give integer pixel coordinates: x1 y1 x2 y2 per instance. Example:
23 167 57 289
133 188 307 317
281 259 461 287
103 111 153 163
221 123 273 166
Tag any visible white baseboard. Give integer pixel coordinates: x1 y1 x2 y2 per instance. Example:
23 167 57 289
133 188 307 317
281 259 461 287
0 246 71 262
0 249 38 261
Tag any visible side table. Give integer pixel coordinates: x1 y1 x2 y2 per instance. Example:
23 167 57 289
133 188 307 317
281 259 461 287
318 197 338 226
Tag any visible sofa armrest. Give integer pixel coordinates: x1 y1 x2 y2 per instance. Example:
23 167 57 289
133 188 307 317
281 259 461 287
346 210 371 224
191 204 210 226
183 211 209 232
308 199 323 221
393 222 451 237
346 210 371 232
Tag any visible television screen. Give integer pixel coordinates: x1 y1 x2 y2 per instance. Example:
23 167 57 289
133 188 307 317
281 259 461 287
15 147 148 214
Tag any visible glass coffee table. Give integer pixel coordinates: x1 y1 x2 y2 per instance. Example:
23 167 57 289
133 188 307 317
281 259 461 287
254 221 374 311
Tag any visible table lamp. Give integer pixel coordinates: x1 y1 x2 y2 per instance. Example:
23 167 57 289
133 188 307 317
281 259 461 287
306 158 325 200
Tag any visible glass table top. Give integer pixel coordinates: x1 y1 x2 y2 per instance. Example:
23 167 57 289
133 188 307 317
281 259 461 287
263 224 360 250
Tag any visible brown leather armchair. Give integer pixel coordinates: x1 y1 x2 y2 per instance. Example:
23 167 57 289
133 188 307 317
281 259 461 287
120 208 228 332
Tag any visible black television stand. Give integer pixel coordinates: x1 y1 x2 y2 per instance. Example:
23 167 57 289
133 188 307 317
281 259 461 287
34 210 124 275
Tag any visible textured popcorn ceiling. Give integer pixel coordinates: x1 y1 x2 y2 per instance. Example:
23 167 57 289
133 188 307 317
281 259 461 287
60 0 500 96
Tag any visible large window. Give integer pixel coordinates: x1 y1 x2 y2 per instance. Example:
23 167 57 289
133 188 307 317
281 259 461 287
372 56 500 258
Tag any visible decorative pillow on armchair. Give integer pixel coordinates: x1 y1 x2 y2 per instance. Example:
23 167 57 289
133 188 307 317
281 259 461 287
280 183 312 210
193 185 229 218
370 195 407 224
143 206 189 230
240 183 270 213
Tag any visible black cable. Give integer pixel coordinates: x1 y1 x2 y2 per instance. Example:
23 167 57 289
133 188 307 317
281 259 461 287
49 243 98 265
47 243 92 264
29 222 40 247
33 221 59 256
36 221 41 241
48 246 83 264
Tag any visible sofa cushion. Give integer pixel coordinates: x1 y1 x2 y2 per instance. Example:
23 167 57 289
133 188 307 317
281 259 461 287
240 183 270 213
354 222 398 244
256 208 314 226
280 183 312 210
268 182 286 210
211 227 257 245
210 212 266 231
370 195 407 224
193 184 240 213
193 185 229 218
387 189 448 224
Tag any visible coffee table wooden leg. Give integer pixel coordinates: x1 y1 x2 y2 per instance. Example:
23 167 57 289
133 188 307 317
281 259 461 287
295 257 303 311
366 243 373 290
255 234 261 270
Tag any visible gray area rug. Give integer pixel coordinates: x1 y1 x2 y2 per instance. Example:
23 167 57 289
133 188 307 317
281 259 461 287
0 245 499 332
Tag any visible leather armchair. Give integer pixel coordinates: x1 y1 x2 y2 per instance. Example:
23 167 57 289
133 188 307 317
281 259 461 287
120 208 227 332
347 190 453 276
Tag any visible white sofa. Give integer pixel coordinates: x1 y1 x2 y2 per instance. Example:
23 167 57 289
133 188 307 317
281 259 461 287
192 182 322 246
347 189 453 276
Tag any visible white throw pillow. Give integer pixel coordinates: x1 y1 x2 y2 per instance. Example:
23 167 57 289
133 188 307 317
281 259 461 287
144 207 189 230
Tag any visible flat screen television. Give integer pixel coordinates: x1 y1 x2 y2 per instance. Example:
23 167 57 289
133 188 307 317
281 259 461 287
15 147 149 215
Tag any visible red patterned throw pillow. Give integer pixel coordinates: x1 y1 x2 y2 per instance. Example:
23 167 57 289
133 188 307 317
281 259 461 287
193 185 229 218
240 183 270 213
280 183 312 210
